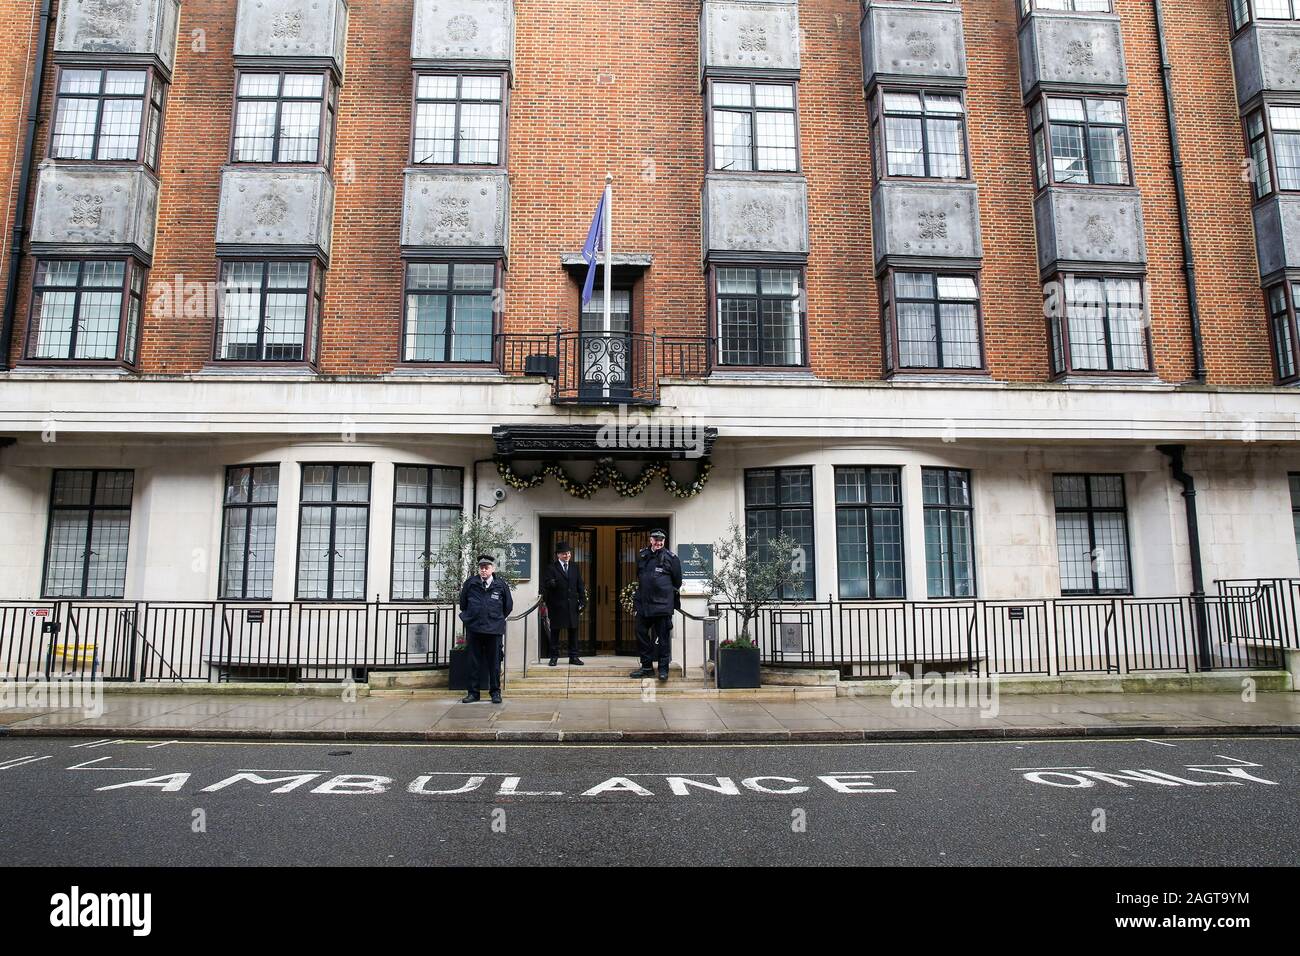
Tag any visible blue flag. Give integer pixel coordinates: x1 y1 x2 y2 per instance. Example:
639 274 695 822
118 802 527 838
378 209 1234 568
581 190 606 307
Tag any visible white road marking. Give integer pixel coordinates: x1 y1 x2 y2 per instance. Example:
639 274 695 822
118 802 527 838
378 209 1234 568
69 739 115 749
1138 738 1178 747
145 740 179 749
0 754 52 770
1011 766 1095 771
67 757 154 771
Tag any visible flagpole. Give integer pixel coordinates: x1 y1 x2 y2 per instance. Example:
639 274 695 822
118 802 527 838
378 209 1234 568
602 172 613 337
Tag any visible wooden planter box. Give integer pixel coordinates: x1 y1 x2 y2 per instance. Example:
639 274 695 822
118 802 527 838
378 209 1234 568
716 645 761 689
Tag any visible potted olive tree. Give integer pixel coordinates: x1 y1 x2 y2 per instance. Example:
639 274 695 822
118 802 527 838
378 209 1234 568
426 512 519 690
706 520 804 689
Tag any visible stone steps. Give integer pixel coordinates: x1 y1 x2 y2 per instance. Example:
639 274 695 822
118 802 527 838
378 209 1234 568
373 684 837 701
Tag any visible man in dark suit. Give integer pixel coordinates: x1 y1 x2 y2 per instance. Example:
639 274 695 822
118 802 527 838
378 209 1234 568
540 542 585 666
458 554 513 704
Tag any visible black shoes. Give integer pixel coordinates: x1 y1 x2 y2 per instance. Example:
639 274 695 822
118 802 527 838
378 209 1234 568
460 693 480 704
490 690 502 704
658 664 669 681
569 657 584 666
628 666 654 679
548 657 557 667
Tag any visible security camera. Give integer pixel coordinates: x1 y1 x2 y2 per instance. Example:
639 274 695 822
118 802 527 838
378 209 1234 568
492 487 507 502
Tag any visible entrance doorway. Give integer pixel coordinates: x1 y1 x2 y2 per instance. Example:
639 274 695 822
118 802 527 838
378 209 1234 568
538 516 669 656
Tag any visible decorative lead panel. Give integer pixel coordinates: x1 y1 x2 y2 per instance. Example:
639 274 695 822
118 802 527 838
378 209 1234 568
1019 11 1126 99
701 0 800 75
1231 22 1300 106
1034 187 1147 272
412 0 514 67
216 167 335 258
1253 195 1300 282
233 0 349 76
31 162 159 257
860 2 967 89
401 170 510 251
703 175 808 256
54 0 181 74
872 181 982 267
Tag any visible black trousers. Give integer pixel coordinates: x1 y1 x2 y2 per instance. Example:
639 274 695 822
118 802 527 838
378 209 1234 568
466 630 501 696
549 622 581 660
636 614 672 667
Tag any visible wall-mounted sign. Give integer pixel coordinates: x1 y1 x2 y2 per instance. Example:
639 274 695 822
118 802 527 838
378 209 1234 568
246 609 265 624
678 543 713 581
1007 607 1026 621
503 543 532 582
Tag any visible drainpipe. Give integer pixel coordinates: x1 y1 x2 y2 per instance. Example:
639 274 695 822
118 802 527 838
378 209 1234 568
1153 0 1207 384
1157 445 1212 670
0 0 53 371
471 457 495 514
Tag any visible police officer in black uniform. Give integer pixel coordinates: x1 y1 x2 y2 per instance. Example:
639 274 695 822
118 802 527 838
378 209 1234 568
629 529 682 681
458 554 513 703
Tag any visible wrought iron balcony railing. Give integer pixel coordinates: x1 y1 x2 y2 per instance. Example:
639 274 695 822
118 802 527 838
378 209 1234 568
495 331 713 406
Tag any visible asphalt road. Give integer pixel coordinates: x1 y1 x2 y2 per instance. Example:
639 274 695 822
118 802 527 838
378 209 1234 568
0 735 1295 866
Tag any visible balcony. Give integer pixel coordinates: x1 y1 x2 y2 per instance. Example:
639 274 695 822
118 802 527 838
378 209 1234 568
30 162 159 260
1018 9 1127 100
1253 194 1300 284
401 169 510 254
699 0 800 78
412 0 515 70
215 167 335 261
54 0 181 74
860 0 967 91
1034 187 1147 275
703 174 808 258
496 332 712 406
233 0 349 77
872 180 983 270
1232 20 1300 106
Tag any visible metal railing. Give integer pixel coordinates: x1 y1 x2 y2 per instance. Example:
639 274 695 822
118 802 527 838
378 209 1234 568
710 585 1296 677
496 331 713 405
5 582 1293 685
0 599 458 683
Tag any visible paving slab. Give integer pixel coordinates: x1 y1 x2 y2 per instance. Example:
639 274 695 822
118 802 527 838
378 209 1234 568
1 688 1297 742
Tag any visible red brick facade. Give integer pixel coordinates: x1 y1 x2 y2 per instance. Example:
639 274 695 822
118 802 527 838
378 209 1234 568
0 0 1278 385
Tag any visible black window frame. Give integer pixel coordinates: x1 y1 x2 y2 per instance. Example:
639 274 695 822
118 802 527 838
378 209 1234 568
1268 280 1300 384
1052 473 1133 596
711 263 808 369
218 464 280 601
295 463 373 602
212 258 323 367
1230 0 1300 32
1290 472 1300 569
1242 101 1300 201
744 466 816 601
706 77 801 174
230 69 337 168
48 64 167 170
1029 93 1134 190
922 467 977 599
23 257 145 368
869 87 971 182
399 259 501 365
1045 272 1153 377
391 465 465 601
410 70 508 168
833 465 906 601
881 269 986 374
41 469 135 599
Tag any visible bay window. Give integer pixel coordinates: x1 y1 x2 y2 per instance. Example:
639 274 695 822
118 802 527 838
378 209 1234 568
871 89 968 180
24 258 144 366
412 73 505 166
1030 95 1132 188
714 266 805 368
50 66 166 169
232 71 336 166
402 261 497 364
215 259 321 364
883 271 983 373
710 81 799 173
1047 274 1151 376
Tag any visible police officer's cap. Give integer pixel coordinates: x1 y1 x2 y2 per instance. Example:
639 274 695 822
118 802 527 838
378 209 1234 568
649 529 667 540
476 554 496 566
